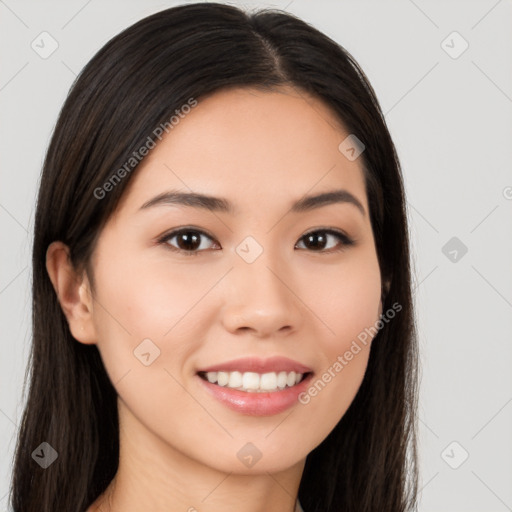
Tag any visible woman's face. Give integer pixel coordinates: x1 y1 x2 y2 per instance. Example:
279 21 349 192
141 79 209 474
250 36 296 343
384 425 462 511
83 86 382 473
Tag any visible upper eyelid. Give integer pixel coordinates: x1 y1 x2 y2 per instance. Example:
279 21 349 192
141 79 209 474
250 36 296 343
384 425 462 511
158 227 216 244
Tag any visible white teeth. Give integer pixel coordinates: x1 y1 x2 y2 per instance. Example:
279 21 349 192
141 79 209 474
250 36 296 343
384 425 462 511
202 370 305 392
242 372 260 390
228 371 243 388
217 371 229 386
276 371 288 388
260 372 277 390
287 371 296 387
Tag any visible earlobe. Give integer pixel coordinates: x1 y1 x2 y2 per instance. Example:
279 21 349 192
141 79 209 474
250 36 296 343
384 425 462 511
45 241 97 345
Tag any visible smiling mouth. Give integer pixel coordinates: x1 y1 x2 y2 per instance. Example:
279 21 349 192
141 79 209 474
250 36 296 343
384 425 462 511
197 370 312 393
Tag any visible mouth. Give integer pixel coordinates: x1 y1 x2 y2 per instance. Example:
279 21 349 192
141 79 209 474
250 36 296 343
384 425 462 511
196 369 314 416
195 356 314 415
197 370 313 393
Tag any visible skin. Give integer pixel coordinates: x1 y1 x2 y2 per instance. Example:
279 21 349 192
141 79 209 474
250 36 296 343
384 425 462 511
46 85 383 512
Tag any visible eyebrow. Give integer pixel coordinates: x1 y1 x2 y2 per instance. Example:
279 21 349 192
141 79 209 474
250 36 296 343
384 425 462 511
139 188 366 216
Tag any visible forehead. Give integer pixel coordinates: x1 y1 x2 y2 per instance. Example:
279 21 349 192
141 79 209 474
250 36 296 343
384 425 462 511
114 86 368 217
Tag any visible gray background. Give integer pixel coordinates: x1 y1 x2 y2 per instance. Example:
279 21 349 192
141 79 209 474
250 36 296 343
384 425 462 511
1 0 511 510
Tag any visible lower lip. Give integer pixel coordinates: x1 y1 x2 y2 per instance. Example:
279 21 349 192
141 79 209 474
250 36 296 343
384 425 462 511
196 373 314 416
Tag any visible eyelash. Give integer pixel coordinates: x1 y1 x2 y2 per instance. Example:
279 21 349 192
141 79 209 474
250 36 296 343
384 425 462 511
156 226 355 257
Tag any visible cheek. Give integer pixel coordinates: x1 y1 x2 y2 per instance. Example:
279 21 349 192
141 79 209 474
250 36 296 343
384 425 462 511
92 248 204 339
89 247 222 388
89 256 200 430
304 252 382 351
294 253 381 431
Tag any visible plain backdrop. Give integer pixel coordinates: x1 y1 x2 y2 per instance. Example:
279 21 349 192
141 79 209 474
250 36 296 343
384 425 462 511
1 1 511 511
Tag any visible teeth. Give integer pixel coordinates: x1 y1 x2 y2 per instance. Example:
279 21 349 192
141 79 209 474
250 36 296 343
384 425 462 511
276 371 288 388
260 372 277 390
242 371 260 390
202 370 305 392
229 371 243 388
217 371 229 386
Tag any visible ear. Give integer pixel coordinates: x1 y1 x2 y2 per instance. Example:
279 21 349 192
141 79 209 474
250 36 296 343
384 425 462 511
45 241 97 345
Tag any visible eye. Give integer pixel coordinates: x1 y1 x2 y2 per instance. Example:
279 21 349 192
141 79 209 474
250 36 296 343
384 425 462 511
158 228 219 256
295 228 355 253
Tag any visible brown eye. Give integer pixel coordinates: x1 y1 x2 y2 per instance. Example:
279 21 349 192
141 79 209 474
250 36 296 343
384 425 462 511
159 228 218 256
296 229 354 253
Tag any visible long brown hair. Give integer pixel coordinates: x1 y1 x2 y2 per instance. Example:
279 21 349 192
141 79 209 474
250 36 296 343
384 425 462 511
9 3 419 511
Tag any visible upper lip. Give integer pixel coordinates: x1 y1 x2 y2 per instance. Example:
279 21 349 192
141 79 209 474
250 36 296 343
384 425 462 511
197 356 313 374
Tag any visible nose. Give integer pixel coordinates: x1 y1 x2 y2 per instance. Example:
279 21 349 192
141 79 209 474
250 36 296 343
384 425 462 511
221 252 304 339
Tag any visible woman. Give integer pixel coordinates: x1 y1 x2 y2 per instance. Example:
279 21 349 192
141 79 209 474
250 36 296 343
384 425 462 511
9 3 419 511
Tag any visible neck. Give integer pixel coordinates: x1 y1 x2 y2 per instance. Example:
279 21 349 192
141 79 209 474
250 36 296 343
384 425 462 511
88 399 304 512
